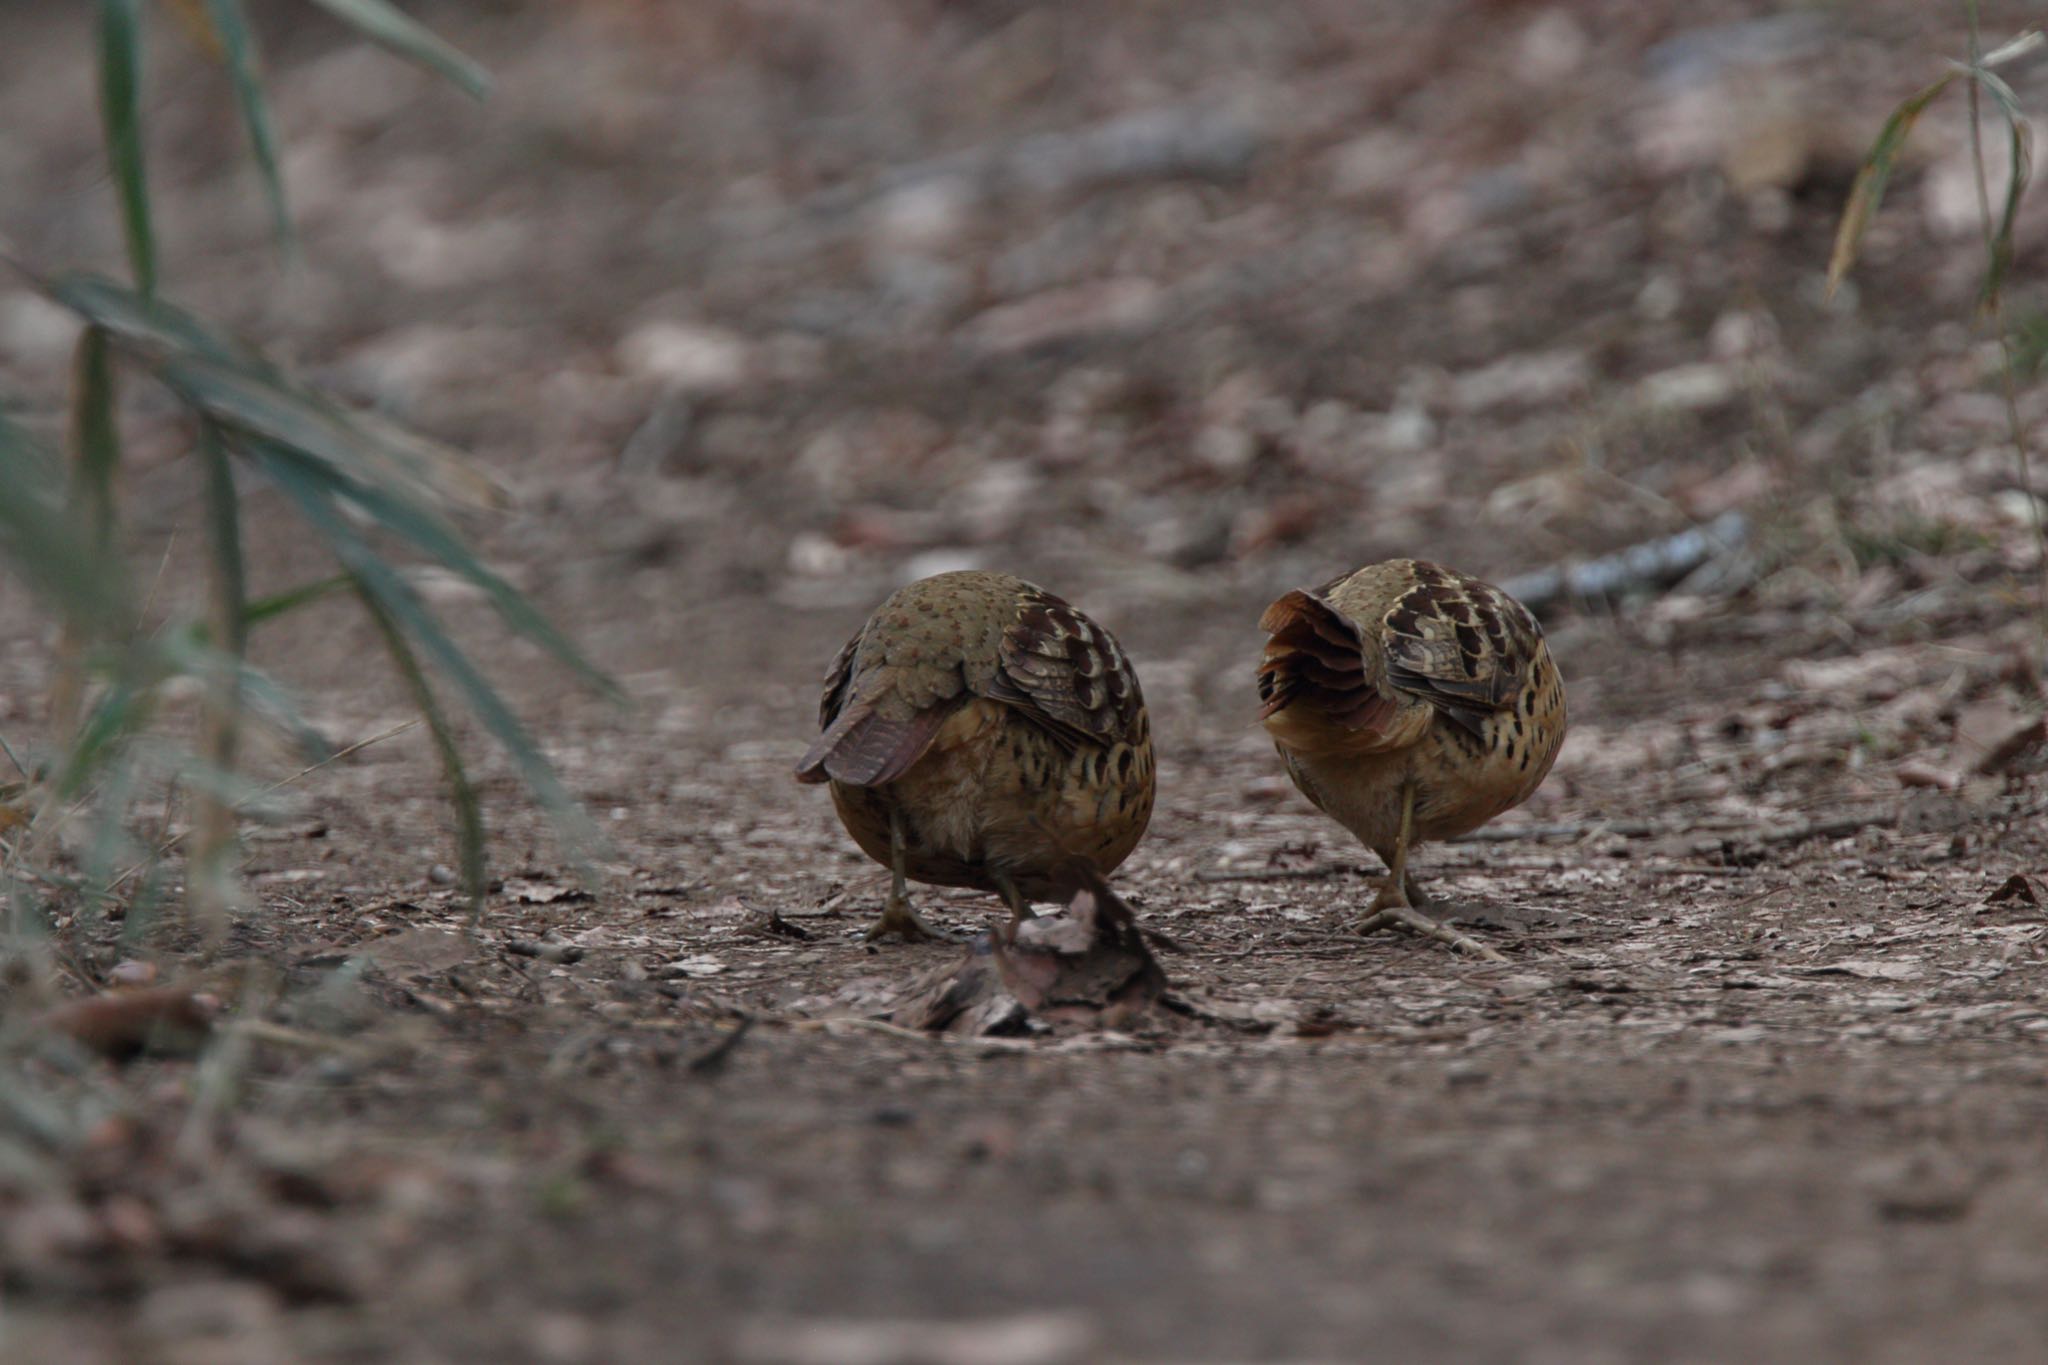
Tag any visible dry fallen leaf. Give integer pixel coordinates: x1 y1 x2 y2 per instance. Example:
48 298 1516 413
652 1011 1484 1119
1985 873 2039 906
894 864 1167 1035
990 867 1166 1026
41 988 219 1060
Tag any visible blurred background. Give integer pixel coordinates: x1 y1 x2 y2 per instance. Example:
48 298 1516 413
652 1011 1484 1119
5 1 2042 795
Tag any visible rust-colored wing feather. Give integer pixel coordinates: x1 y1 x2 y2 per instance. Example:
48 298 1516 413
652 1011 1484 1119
1255 589 1399 732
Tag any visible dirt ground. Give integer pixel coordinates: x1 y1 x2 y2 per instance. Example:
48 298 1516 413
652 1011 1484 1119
6 1 2048 1360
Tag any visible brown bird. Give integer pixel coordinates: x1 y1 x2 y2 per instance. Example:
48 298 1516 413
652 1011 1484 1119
1256 560 1566 960
796 571 1155 943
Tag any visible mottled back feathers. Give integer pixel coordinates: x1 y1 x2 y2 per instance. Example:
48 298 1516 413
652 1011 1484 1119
796 571 1145 788
1259 559 1549 742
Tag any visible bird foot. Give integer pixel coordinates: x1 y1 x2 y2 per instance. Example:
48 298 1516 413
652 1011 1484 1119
863 896 957 944
1355 894 1505 962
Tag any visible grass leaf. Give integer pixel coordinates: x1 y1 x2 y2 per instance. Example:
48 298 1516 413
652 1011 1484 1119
257 442 619 699
54 327 126 738
2010 313 2048 376
41 272 507 510
301 0 491 99
1979 109 2032 312
356 584 486 917
203 0 295 254
0 416 128 628
68 328 121 551
1981 29 2045 69
155 634 330 763
243 574 350 628
96 0 156 296
257 451 600 868
1827 73 1956 299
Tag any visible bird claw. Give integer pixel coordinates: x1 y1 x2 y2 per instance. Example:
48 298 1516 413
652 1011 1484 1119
864 897 957 944
1355 897 1505 962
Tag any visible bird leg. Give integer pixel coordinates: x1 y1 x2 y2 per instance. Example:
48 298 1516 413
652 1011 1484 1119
864 807 955 943
991 870 1036 926
1355 782 1505 962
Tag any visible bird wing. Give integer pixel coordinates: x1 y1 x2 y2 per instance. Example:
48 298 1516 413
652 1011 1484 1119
796 578 1140 785
1374 563 1539 740
984 585 1145 751
793 623 956 787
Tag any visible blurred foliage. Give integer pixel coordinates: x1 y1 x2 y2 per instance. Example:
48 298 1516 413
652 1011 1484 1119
1826 8 2047 641
0 2 608 963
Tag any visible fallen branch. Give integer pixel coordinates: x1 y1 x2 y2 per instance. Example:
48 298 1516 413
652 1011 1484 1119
1449 819 1661 843
1750 808 1900 847
685 1014 754 1075
1194 864 1372 884
1500 510 1749 614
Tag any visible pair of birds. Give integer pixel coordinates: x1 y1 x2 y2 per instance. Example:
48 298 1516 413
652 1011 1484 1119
795 563 1567 960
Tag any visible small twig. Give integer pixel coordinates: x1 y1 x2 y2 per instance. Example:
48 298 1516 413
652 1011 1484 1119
1194 864 1370 884
225 1018 374 1060
1449 819 1661 844
102 718 421 895
775 1014 1036 1050
135 531 177 633
685 1014 754 1074
1744 808 1901 849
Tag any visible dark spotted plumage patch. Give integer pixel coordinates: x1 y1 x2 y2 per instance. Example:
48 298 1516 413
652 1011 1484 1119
989 587 1148 749
1376 562 1548 740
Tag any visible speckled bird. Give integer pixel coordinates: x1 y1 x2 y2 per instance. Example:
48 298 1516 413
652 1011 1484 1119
1256 559 1566 959
796 571 1155 942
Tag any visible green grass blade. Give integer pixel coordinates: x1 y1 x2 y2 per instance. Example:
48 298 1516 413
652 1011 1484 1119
68 327 121 550
42 272 267 371
155 634 330 762
203 0 294 255
254 443 619 699
96 0 156 296
1827 73 1956 299
0 416 128 627
162 354 498 509
2010 314 2048 376
301 0 491 99
52 655 158 801
198 419 248 665
355 583 486 917
39 273 506 509
258 451 600 865
1972 76 2034 313
243 574 349 627
56 326 127 737
1980 30 2045 69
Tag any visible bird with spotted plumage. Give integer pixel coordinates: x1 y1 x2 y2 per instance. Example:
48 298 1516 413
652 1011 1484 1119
1256 559 1566 960
796 571 1155 943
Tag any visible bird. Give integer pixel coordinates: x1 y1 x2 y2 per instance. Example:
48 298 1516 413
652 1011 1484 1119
1255 559 1566 960
795 570 1155 943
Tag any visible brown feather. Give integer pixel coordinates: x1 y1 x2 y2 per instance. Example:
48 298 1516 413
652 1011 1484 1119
1256 590 1398 731
794 694 955 786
